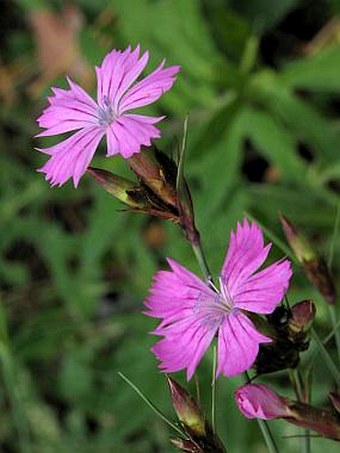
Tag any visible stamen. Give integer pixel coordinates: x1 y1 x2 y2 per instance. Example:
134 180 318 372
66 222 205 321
97 96 117 126
193 289 230 330
219 277 233 309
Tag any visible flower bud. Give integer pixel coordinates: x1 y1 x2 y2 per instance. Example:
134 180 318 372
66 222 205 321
236 384 340 441
170 438 202 453
88 166 180 223
279 214 336 304
128 148 178 208
235 384 291 419
288 300 316 344
279 214 316 262
329 392 340 415
167 377 205 437
87 167 147 208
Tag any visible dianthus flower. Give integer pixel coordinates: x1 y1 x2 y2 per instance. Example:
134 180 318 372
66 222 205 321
36 45 180 187
235 384 291 419
145 219 292 380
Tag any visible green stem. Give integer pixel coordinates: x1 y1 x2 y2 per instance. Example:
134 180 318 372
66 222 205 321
289 369 303 400
191 240 212 283
311 328 340 388
211 343 217 433
244 373 279 453
289 370 310 453
257 419 279 453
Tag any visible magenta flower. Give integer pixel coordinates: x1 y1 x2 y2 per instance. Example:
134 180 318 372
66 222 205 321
36 45 180 187
235 384 291 419
144 219 292 380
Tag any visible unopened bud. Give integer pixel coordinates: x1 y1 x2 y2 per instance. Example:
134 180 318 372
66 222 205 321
280 214 336 304
279 214 316 262
236 384 340 441
289 300 316 334
87 167 147 208
170 438 202 453
329 392 340 414
167 377 205 437
235 384 292 419
88 167 180 223
128 148 178 208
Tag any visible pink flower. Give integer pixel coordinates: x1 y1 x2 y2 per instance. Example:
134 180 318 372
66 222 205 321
144 219 292 380
36 45 180 187
235 384 291 419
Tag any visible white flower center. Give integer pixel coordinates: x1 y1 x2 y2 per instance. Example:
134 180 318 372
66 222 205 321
194 278 233 329
97 96 117 126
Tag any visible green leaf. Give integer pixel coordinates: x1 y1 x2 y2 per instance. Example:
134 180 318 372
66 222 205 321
240 107 308 182
249 71 340 161
282 45 340 92
235 0 299 33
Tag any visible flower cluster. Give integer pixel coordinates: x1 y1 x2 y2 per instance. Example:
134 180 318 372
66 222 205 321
35 43 340 450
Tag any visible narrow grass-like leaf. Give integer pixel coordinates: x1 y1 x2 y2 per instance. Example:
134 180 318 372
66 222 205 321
117 372 186 438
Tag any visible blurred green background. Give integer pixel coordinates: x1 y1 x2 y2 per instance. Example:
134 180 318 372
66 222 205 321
1 0 340 451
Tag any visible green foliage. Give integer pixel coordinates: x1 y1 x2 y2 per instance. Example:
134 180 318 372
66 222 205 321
1 0 340 452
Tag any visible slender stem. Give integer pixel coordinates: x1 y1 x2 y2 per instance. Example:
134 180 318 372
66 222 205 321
191 240 212 283
328 305 340 366
244 373 279 453
211 343 217 433
289 369 302 400
118 372 186 438
257 419 279 453
289 370 310 453
327 198 340 270
327 199 340 366
194 375 201 406
323 316 340 346
311 328 340 388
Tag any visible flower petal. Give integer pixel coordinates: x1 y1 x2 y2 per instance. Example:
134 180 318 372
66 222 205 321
221 219 272 297
145 258 215 324
37 78 98 137
37 127 105 187
106 114 163 158
232 259 292 313
152 316 217 381
145 258 218 380
96 45 149 108
118 62 180 113
217 311 271 377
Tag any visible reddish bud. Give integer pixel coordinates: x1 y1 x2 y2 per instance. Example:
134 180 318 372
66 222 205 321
88 166 180 223
280 214 336 304
235 384 291 420
87 167 147 208
289 300 316 334
329 392 340 415
167 377 205 437
128 148 178 208
170 438 202 453
236 384 340 441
